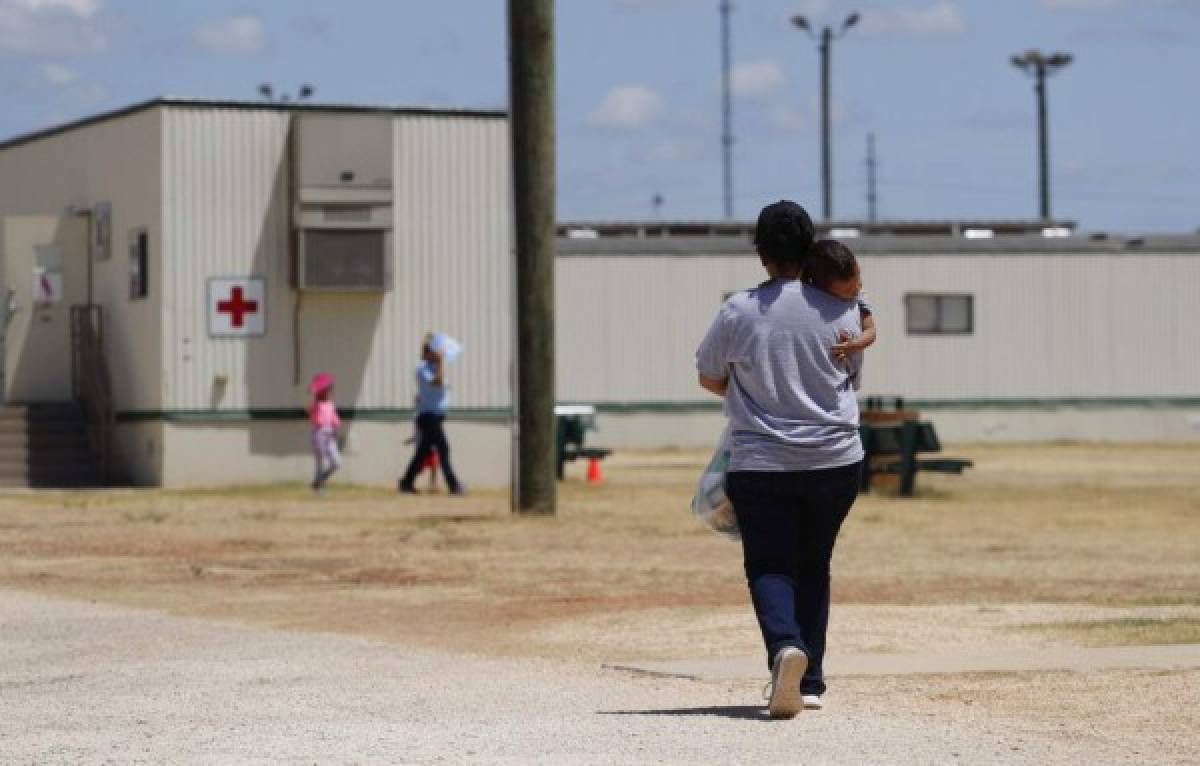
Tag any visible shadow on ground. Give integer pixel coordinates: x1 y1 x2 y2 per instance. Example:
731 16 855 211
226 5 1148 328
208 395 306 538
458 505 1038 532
598 705 768 721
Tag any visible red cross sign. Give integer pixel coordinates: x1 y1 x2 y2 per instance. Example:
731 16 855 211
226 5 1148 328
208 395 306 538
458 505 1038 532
208 278 266 337
218 286 258 327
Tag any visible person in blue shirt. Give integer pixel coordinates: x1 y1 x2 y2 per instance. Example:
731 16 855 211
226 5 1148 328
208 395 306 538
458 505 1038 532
398 335 464 495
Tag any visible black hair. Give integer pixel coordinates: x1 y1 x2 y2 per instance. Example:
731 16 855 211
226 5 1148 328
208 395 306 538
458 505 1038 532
804 239 859 291
753 200 815 268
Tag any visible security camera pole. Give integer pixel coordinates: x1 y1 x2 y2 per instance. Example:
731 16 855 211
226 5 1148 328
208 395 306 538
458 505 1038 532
509 0 557 515
1011 50 1073 221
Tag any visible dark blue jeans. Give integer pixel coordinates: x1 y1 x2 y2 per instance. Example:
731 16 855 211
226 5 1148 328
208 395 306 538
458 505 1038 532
725 461 861 696
400 413 462 492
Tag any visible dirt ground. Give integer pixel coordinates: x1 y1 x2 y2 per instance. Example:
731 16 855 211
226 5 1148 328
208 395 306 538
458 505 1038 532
2 442 1199 761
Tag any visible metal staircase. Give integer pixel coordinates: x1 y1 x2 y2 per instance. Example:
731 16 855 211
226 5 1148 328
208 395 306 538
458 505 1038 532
0 403 102 487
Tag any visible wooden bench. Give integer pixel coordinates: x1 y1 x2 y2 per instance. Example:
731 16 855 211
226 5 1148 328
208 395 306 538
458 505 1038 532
555 405 613 480
859 420 973 496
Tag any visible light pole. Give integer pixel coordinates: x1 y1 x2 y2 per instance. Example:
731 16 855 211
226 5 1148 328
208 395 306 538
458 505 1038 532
719 0 734 220
1011 50 1072 221
792 11 859 221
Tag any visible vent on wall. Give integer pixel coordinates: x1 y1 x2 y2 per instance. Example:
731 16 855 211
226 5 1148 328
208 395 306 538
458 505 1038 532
293 114 394 292
300 229 388 290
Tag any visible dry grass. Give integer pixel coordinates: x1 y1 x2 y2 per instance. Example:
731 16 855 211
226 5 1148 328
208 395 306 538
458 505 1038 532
1018 617 1200 646
0 443 1198 661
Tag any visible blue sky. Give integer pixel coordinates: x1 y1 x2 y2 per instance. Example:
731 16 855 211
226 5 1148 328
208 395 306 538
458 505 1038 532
1 0 1196 232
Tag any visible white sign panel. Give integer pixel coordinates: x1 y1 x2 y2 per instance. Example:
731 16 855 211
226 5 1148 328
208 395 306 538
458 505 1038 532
33 269 63 305
208 277 266 337
94 202 112 261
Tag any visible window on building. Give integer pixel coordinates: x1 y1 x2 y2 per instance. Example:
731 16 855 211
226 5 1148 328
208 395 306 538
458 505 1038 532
905 293 973 335
129 229 148 300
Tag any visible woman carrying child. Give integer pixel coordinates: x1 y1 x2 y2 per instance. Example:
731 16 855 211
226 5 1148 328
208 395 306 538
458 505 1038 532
695 200 870 718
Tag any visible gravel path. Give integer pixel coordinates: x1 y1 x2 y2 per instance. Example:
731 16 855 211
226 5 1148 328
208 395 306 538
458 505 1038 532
0 589 1186 765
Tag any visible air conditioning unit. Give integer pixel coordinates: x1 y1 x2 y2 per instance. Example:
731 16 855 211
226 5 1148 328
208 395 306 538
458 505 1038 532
293 115 394 292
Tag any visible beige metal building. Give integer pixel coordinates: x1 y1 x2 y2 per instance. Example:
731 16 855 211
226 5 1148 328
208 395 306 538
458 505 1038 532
555 230 1200 448
0 99 514 487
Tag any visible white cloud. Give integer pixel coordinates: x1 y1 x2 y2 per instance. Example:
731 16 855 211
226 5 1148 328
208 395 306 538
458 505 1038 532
640 138 704 163
859 1 966 39
1044 0 1125 7
40 61 76 85
791 0 834 16
768 105 807 133
13 60 109 105
193 14 265 55
0 0 107 54
19 0 98 16
590 85 664 129
731 60 785 100
614 0 703 8
1044 0 1197 7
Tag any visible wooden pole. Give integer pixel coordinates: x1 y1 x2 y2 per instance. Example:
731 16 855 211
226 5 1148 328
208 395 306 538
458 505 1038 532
509 0 557 515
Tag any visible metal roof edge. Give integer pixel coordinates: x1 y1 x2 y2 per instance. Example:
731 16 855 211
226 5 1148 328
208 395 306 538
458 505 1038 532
0 97 508 152
557 234 1200 255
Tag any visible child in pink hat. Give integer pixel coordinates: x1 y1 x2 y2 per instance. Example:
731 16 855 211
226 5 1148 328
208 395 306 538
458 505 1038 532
306 372 342 492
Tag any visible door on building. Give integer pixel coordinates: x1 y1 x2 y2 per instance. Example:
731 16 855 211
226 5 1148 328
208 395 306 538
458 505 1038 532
0 215 89 403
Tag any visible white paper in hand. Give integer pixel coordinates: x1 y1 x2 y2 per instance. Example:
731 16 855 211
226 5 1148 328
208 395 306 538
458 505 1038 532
430 332 462 362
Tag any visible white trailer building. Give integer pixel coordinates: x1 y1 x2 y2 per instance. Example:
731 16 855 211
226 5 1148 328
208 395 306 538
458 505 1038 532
0 99 514 487
555 225 1200 448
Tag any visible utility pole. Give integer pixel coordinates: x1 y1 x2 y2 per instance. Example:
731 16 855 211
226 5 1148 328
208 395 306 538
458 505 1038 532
1011 50 1073 221
792 11 860 221
720 0 734 220
866 132 878 222
509 0 556 515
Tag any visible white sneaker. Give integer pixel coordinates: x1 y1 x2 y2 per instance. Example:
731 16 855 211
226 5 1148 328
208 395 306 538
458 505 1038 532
802 694 823 710
765 647 807 719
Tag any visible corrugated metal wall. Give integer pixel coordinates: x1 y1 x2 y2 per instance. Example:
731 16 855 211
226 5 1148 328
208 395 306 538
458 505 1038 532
555 255 761 403
391 115 512 410
161 107 291 411
161 107 512 412
555 250 1200 404
861 253 1200 399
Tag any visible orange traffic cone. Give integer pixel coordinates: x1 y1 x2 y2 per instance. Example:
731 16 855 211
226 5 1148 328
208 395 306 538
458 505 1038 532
586 456 602 483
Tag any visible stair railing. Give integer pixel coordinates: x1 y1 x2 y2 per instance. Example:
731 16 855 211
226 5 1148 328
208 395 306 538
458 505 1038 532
69 305 114 484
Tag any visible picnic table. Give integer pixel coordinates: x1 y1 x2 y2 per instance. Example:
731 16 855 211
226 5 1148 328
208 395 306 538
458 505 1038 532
859 419 972 496
554 405 613 480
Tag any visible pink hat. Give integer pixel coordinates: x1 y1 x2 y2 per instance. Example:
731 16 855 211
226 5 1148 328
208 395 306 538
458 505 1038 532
308 371 334 394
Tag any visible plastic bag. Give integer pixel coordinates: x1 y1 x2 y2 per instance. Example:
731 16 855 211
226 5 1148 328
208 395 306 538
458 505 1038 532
690 426 740 540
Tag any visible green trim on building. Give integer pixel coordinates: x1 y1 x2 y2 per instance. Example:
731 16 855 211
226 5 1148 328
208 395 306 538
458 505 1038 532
116 408 512 424
587 398 1200 415
115 397 1200 425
